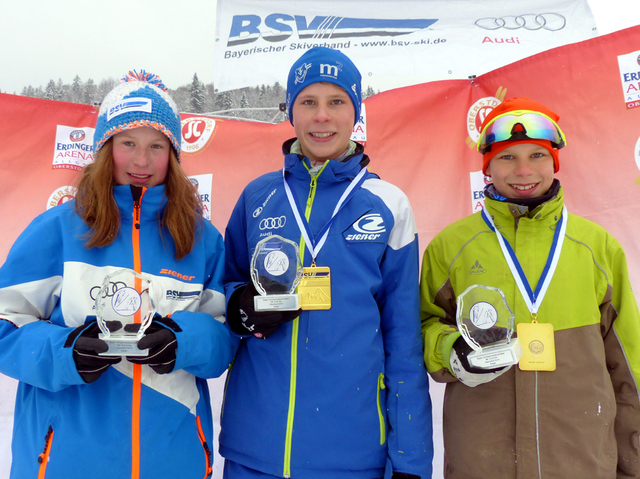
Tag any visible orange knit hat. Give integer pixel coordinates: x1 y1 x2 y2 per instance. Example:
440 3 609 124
479 98 562 175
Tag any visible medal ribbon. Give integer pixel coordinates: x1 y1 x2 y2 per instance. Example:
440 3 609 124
481 205 567 315
283 166 369 262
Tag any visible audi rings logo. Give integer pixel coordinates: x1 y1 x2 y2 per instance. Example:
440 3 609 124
353 214 386 234
90 281 127 301
259 216 287 230
475 13 566 31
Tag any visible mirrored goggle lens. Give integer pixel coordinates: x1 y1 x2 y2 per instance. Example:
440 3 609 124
477 112 565 153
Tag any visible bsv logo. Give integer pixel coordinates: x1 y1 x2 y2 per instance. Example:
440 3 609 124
259 216 286 230
107 98 152 121
166 290 201 301
226 15 438 47
345 213 386 241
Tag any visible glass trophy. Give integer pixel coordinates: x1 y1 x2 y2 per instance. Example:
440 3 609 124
250 235 302 311
95 268 157 356
456 284 523 369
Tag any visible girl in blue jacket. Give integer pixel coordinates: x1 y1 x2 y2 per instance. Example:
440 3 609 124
0 71 237 478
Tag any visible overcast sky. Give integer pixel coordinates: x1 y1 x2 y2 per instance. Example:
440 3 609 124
1 0 638 95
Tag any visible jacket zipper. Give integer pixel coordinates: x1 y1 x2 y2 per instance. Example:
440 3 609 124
535 371 542 479
377 373 386 445
131 187 146 479
37 425 54 479
283 173 320 478
196 416 213 478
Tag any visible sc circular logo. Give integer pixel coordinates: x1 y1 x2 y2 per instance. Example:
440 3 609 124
466 97 500 141
469 301 498 329
259 216 286 230
353 213 385 234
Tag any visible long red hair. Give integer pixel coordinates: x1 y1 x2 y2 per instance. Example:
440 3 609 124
74 139 203 260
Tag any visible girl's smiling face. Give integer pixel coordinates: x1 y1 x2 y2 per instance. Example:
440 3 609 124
112 127 171 187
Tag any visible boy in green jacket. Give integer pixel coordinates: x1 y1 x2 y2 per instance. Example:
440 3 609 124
420 97 640 479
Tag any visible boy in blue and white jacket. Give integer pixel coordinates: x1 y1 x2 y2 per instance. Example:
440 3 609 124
220 47 433 479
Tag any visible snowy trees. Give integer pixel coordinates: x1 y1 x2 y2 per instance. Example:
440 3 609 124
363 86 377 99
43 80 57 100
16 72 376 122
71 75 83 103
83 79 97 105
189 73 206 113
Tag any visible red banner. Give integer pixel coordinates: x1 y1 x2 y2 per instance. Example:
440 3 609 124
2 27 640 287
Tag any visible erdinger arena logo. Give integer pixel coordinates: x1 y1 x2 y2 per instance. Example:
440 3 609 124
344 213 386 242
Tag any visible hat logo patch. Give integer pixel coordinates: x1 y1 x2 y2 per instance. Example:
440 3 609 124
319 61 342 79
107 98 152 121
294 62 312 85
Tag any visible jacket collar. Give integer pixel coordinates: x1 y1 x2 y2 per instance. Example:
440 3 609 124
485 186 565 226
113 184 168 224
282 138 370 183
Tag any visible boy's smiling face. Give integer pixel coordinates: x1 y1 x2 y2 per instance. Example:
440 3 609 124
291 82 355 165
486 142 556 198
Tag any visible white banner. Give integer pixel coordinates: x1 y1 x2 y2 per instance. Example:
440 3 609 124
214 0 597 93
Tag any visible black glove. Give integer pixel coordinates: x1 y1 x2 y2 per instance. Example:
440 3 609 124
227 280 300 339
127 316 181 374
65 319 121 384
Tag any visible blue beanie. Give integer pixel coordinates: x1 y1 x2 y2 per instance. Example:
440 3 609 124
286 47 362 126
94 70 182 161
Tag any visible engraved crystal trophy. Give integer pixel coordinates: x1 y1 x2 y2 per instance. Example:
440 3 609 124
250 235 302 311
95 268 157 356
456 284 523 369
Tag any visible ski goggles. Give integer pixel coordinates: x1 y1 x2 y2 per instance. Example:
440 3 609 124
477 110 566 154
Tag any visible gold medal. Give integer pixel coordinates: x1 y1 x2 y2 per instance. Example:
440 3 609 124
517 318 556 371
298 265 331 310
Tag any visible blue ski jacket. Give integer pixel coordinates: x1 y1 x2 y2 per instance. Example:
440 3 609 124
220 140 433 479
0 185 238 479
